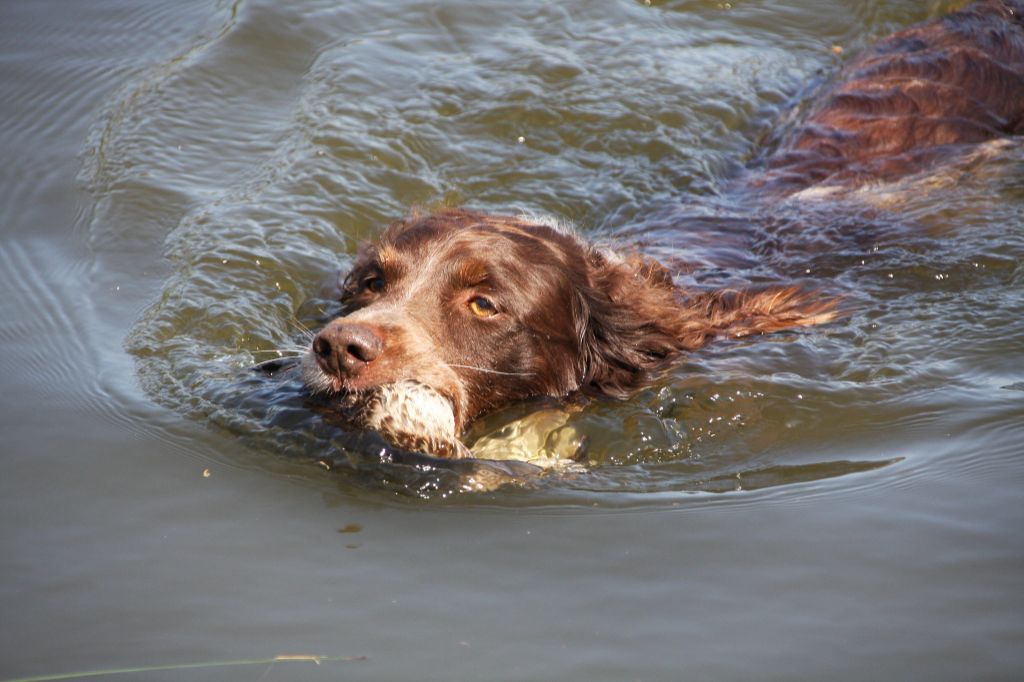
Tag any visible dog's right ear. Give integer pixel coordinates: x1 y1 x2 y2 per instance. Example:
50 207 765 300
337 242 382 309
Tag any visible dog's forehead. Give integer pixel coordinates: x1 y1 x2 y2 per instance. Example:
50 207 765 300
363 215 592 300
407 218 580 262
450 226 588 286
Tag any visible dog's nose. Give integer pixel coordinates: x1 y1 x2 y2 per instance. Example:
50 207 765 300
312 322 384 377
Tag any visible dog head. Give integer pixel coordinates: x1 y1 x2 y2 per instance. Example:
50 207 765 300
302 208 835 457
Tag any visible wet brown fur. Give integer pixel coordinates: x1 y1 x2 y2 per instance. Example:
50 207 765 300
305 1 1024 456
313 208 837 442
757 0 1024 191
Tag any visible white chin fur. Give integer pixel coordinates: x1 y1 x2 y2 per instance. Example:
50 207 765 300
362 380 458 449
301 352 464 457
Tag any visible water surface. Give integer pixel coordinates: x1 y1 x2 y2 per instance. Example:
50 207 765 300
1 0 1022 680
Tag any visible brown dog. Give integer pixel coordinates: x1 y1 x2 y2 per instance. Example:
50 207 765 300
756 0 1024 193
301 0 1024 459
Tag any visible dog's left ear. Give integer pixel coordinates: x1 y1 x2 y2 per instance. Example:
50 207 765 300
575 250 839 397
573 253 702 397
682 286 840 340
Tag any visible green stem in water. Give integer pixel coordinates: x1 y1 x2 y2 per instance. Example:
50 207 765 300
2 654 366 682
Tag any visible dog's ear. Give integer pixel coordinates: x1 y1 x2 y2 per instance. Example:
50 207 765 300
683 286 839 340
576 251 838 397
574 253 698 397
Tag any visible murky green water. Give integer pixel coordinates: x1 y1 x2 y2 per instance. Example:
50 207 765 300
2 0 1022 679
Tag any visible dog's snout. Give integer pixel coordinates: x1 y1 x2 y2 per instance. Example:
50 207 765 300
313 322 384 376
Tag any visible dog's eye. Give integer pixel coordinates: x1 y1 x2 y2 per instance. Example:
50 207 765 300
469 296 497 318
363 276 385 293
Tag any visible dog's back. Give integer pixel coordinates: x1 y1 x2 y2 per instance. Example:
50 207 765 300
757 0 1024 192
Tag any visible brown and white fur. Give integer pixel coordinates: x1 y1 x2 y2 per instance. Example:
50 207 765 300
302 0 1024 459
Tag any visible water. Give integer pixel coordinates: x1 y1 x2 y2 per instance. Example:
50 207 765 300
2 0 1022 679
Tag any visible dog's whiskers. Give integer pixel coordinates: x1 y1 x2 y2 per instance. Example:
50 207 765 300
444 362 535 377
288 317 317 342
250 348 307 357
